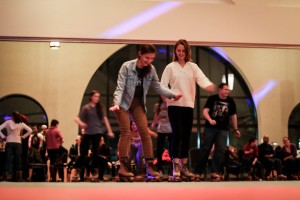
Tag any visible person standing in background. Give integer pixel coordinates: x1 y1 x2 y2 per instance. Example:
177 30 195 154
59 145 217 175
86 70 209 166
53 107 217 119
161 39 215 181
45 119 63 182
151 96 172 173
197 83 240 181
0 111 32 181
75 90 114 181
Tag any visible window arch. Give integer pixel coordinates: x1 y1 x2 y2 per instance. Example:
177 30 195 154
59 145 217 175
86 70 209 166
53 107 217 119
0 94 48 126
81 44 257 151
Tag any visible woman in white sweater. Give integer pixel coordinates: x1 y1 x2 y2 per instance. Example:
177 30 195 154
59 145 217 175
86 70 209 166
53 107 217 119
161 39 215 180
0 111 32 181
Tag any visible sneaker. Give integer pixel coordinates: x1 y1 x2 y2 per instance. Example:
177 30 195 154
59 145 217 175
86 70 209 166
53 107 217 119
277 174 287 180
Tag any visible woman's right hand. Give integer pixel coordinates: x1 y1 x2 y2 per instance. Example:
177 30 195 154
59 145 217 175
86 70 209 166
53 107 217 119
109 105 120 111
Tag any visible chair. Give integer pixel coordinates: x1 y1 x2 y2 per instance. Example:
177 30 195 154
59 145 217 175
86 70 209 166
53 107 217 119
223 148 244 180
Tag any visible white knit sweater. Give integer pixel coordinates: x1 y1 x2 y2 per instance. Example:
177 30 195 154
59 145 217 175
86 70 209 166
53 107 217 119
161 61 213 108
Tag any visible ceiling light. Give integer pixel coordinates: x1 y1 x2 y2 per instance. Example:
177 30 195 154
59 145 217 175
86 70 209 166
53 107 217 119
50 41 60 49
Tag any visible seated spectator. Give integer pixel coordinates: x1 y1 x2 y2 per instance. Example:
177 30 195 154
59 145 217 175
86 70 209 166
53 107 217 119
68 135 83 182
129 121 145 178
57 144 68 182
242 137 262 180
258 135 286 180
94 137 112 181
280 136 300 180
28 125 44 181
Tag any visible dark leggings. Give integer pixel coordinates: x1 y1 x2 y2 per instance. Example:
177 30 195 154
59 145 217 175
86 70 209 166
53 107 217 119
168 106 193 159
79 134 101 169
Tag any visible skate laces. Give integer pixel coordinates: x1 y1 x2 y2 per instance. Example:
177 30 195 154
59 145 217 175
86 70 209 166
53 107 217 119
181 164 193 176
173 163 180 176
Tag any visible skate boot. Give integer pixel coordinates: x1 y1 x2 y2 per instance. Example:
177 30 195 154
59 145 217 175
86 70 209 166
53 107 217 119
118 157 134 182
145 160 160 182
171 158 181 182
180 158 194 181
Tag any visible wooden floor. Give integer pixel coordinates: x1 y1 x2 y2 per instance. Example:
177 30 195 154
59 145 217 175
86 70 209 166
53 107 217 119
1 181 300 200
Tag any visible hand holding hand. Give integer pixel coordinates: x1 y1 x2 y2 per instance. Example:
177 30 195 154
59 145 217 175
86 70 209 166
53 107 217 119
173 93 183 101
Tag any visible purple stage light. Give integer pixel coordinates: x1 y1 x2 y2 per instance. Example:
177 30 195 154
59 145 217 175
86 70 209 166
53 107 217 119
253 80 277 107
101 2 183 38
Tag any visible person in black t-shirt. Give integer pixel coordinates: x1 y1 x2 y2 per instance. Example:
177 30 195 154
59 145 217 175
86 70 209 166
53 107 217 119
196 83 241 180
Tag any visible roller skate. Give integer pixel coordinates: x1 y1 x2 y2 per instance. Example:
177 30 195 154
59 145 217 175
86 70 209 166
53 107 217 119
145 160 161 182
193 173 201 182
210 172 221 182
180 158 194 182
170 158 181 182
118 157 134 182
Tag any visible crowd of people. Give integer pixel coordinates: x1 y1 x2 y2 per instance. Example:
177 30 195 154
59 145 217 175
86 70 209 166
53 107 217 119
1 40 299 182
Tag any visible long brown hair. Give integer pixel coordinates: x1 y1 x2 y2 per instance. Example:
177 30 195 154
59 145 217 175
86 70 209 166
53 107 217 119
12 111 23 124
89 90 104 120
173 39 192 62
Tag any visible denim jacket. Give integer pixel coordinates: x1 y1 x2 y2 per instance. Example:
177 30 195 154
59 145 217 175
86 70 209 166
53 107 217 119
113 59 175 111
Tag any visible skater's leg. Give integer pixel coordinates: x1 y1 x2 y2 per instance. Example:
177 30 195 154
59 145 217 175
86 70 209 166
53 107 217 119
196 127 217 175
211 129 228 178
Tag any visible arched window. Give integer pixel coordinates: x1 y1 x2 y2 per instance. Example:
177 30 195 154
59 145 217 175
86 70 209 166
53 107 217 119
81 45 257 152
0 94 48 126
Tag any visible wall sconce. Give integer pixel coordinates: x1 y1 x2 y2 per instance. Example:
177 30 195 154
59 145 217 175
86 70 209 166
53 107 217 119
222 73 234 90
50 41 60 49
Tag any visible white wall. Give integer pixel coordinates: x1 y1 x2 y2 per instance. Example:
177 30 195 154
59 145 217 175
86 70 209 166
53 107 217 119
223 47 300 144
1 0 300 47
1 41 300 148
0 41 124 149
